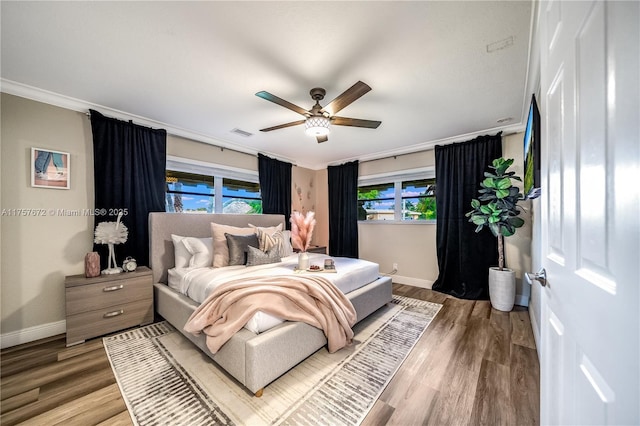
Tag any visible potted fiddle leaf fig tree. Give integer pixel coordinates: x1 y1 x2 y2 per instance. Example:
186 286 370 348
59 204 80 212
466 157 525 311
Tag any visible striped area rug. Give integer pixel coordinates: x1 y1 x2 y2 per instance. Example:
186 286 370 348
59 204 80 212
104 295 441 425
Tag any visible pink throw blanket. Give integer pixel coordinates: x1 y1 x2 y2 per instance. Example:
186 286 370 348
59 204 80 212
184 275 357 354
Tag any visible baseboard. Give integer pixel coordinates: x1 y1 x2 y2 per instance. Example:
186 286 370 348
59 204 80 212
390 275 433 289
0 320 66 349
515 293 529 307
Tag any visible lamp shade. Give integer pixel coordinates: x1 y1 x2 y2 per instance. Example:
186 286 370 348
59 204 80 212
305 116 330 136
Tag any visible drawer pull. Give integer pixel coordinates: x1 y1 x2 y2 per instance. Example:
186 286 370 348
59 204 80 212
103 284 124 292
103 309 124 318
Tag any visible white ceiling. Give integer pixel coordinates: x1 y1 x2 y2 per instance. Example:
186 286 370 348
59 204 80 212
1 1 535 170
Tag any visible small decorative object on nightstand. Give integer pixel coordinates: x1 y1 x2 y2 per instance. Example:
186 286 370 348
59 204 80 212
122 256 137 272
93 211 128 275
84 252 100 278
65 266 153 346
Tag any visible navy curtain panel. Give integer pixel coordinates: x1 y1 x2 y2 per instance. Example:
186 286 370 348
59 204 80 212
258 153 292 229
328 160 359 258
432 133 502 299
90 110 167 269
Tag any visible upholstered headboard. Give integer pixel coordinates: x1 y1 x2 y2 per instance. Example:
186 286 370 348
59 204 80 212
148 213 286 284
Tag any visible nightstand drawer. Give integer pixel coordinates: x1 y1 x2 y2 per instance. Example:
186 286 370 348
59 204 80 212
66 298 153 345
66 275 152 315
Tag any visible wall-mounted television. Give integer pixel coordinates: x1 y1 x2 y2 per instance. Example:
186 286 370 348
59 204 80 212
523 94 541 199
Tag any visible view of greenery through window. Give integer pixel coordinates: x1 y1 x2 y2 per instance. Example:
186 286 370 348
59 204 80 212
222 178 262 214
166 170 262 214
166 168 433 219
358 178 436 221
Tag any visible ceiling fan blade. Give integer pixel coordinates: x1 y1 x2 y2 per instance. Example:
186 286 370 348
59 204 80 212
331 116 381 129
316 135 329 143
255 91 310 117
321 81 372 115
259 119 306 132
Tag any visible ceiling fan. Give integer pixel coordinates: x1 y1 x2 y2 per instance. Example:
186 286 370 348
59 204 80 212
256 81 381 143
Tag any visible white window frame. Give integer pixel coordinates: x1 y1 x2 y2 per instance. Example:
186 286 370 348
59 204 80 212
166 155 259 214
358 166 436 224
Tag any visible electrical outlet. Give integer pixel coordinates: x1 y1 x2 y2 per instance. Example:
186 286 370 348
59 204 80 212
393 263 398 271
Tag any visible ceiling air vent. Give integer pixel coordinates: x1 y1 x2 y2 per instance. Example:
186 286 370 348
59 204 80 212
231 128 253 137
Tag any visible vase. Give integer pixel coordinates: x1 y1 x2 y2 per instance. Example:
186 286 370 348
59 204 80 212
298 252 310 270
488 267 516 311
85 252 100 278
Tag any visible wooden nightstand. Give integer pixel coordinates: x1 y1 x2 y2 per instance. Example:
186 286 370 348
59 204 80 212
65 266 153 346
294 245 327 254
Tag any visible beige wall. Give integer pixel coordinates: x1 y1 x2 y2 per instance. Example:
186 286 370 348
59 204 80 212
168 134 258 171
359 150 435 177
1 94 94 341
291 165 329 248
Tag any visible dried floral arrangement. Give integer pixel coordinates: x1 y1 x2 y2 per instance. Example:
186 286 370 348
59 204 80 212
290 211 316 252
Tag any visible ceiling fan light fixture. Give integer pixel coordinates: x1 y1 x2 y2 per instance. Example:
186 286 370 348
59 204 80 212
304 116 330 137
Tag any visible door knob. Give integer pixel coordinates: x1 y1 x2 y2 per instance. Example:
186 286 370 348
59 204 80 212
526 268 548 287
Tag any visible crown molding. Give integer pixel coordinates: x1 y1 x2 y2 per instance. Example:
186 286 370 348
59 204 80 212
0 79 300 164
329 122 525 168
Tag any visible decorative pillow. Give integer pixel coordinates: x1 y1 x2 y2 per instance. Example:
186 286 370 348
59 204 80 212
226 233 260 266
171 235 212 268
249 223 283 236
211 223 254 268
246 245 281 266
281 230 294 256
256 229 291 258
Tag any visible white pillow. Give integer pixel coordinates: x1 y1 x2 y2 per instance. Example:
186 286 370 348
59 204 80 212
171 234 191 268
171 234 212 268
211 223 255 268
182 237 213 268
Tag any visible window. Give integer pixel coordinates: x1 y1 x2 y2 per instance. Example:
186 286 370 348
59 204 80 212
358 171 436 222
166 171 214 213
166 157 261 214
222 178 262 214
401 178 436 220
357 182 395 220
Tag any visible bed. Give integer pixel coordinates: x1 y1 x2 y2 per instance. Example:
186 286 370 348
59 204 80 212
149 212 393 396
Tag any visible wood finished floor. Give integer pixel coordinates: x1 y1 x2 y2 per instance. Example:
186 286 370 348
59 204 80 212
0 284 539 425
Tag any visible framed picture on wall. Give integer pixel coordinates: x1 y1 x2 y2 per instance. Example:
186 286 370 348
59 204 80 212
31 147 70 189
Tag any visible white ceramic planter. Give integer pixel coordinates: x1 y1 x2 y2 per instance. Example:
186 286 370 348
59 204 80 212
488 267 516 311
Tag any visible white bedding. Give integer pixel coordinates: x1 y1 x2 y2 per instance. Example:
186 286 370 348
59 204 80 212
168 253 379 334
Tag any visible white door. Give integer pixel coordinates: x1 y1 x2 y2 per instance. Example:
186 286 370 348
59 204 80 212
538 0 639 424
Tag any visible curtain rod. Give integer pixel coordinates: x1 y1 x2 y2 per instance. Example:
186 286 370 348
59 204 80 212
359 130 515 165
358 148 433 165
